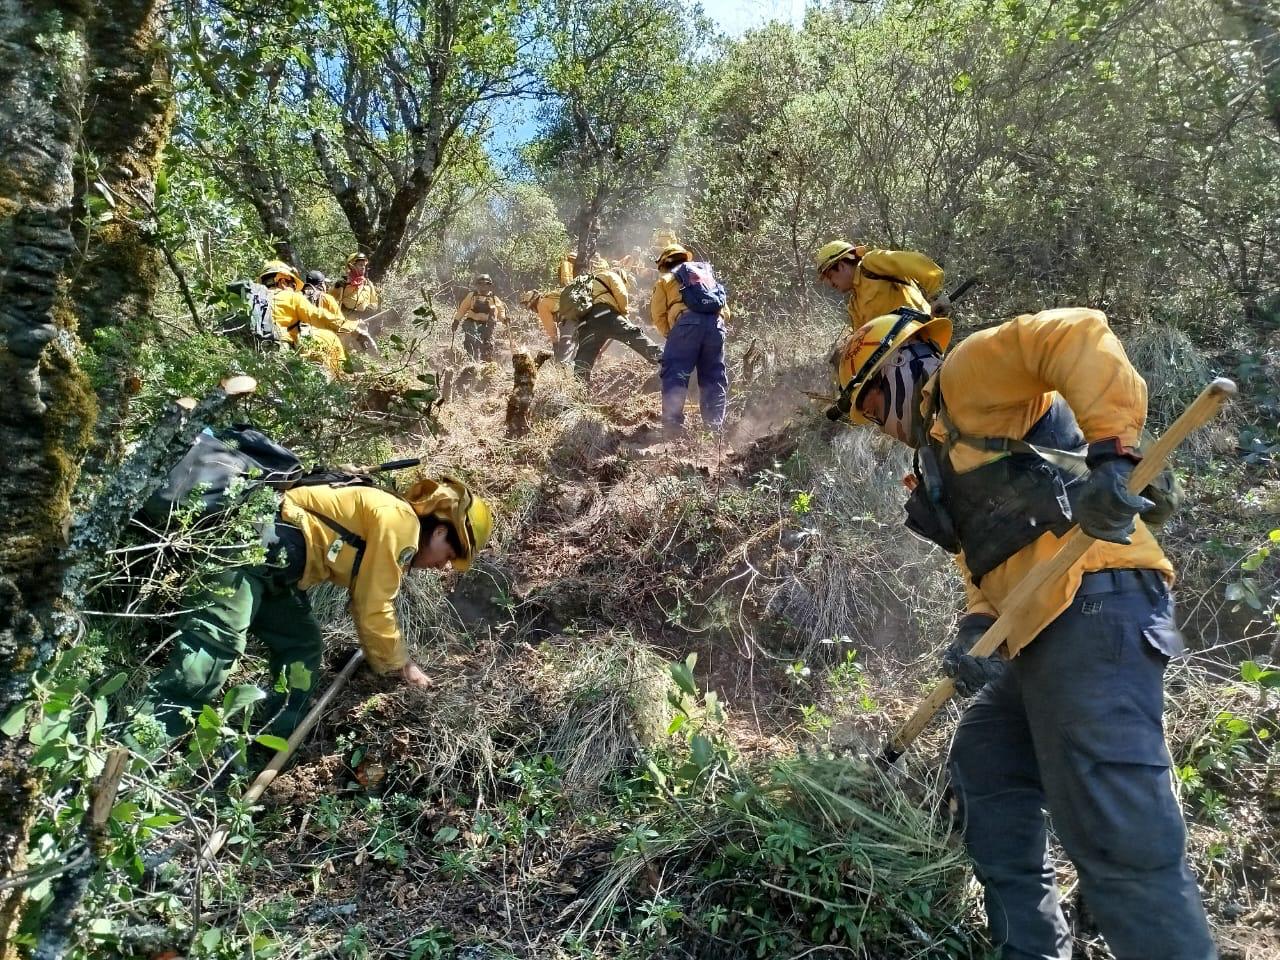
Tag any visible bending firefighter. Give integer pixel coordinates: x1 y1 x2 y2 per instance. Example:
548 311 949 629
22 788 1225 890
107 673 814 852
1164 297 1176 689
815 239 948 328
452 275 509 362
519 289 571 362
143 477 492 739
260 260 359 376
649 243 731 434
560 268 661 382
828 305 1214 959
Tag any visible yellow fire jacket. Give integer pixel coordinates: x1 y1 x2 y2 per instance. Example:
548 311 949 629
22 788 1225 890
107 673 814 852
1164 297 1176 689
649 271 733 337
529 292 560 343
558 254 609 286
922 307 1173 656
590 270 630 315
268 288 354 374
454 292 508 325
847 249 943 328
334 276 380 315
279 485 422 674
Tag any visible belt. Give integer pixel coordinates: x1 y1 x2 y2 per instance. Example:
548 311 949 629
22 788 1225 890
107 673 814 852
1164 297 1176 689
1076 568 1165 597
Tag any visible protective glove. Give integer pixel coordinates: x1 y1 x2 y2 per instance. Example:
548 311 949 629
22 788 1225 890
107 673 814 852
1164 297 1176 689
941 613 1006 697
1076 439 1155 545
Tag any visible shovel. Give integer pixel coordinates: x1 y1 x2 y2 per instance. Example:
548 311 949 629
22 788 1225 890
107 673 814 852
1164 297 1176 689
881 377 1238 764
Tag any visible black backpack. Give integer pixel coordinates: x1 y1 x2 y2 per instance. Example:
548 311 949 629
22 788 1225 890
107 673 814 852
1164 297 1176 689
141 425 304 524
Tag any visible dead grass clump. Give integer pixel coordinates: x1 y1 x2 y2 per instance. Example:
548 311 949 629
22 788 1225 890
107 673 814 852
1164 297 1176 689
539 634 672 796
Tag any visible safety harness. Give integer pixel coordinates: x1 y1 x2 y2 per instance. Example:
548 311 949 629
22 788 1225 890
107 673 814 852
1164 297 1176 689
904 388 1090 584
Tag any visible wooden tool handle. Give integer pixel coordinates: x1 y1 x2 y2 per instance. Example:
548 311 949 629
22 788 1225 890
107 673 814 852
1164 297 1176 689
882 377 1237 764
201 649 367 860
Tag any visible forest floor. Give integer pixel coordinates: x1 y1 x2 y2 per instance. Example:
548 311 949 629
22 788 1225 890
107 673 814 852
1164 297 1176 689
173 334 1278 960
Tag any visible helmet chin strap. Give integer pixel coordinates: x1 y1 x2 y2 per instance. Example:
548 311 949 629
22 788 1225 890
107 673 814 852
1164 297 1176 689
880 341 942 446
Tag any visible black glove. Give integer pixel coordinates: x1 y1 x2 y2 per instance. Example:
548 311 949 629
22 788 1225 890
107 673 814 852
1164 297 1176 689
1076 440 1155 545
941 614 1005 697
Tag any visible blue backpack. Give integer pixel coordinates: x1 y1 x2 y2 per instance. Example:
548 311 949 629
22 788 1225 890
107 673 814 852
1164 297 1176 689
673 261 727 314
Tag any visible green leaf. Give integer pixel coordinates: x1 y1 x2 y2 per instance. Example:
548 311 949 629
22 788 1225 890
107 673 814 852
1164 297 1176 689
287 663 313 692
223 684 265 713
201 928 223 951
669 660 696 697
690 734 714 770
433 826 460 843
1241 660 1263 683
0 704 28 737
111 801 141 824
254 734 290 753
98 672 129 698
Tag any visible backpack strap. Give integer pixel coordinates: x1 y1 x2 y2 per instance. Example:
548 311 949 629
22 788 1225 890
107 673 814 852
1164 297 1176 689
858 263 922 294
295 506 369 588
933 392 1087 477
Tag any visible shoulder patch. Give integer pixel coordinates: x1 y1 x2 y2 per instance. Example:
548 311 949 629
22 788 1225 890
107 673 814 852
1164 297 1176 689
398 546 417 568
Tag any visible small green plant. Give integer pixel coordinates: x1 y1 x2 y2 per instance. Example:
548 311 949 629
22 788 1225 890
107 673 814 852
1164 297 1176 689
409 927 455 959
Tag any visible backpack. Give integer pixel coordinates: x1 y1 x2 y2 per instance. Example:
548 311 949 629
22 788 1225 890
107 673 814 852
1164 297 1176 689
556 273 596 326
142 426 304 524
221 280 280 344
672 261 727 314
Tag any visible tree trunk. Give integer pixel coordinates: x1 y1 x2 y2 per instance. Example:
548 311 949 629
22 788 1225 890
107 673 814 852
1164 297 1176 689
0 0 172 951
75 0 174 470
0 0 95 948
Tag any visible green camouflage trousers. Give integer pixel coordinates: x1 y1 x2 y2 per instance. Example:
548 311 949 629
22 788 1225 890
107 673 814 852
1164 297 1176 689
147 564 323 737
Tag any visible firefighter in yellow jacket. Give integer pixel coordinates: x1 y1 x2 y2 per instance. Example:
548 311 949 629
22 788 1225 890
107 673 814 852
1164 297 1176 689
260 260 356 376
332 252 384 334
305 269 377 356
145 476 493 738
452 275 508 362
558 250 609 286
565 268 662 381
828 306 1214 959
519 289 571 361
815 239 948 328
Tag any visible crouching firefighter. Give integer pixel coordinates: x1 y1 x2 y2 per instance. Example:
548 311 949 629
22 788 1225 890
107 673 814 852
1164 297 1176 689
828 306 1214 960
142 471 493 740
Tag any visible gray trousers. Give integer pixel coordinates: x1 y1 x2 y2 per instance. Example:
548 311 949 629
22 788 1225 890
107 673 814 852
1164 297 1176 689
571 307 662 381
949 570 1216 960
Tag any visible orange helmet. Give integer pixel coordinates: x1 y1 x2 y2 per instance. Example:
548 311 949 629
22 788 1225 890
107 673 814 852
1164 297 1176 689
829 310 951 424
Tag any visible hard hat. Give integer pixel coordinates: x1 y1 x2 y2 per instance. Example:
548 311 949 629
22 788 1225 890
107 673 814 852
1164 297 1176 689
402 475 493 572
346 252 369 266
831 310 952 424
305 270 328 286
815 240 866 276
260 259 303 290
518 290 540 307
655 243 691 267
474 274 494 287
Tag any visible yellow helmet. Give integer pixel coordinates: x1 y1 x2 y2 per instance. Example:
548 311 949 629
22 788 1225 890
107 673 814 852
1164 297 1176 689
814 240 866 276
346 251 370 267
260 259 303 290
656 243 691 268
830 310 952 424
402 475 493 572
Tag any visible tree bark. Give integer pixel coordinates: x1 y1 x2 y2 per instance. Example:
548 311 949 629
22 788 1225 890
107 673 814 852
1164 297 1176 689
0 0 94 947
0 0 173 952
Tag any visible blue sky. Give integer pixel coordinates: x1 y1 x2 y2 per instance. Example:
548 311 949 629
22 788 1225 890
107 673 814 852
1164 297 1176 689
701 0 805 37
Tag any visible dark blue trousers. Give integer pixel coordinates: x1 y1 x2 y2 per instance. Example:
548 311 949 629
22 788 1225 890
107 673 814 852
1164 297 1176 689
948 570 1215 960
659 311 727 431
